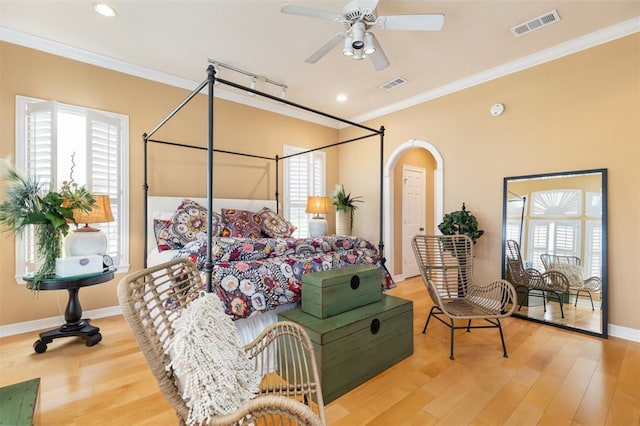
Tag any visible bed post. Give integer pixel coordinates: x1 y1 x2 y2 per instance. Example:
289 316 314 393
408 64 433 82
378 126 386 270
275 154 280 214
204 65 216 293
143 133 149 268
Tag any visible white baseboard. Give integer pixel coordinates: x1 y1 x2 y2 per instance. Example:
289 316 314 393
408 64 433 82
0 306 121 338
608 324 640 342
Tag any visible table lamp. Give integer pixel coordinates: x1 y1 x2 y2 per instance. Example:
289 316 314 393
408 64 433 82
306 196 331 237
65 194 114 256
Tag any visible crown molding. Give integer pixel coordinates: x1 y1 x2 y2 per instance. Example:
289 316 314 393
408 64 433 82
2 16 638 129
349 16 640 126
0 26 340 129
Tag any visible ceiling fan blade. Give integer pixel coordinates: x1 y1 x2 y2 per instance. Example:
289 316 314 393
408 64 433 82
376 13 445 31
367 34 389 71
305 33 343 64
281 4 343 21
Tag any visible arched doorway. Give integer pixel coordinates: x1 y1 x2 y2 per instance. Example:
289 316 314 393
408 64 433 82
383 139 443 281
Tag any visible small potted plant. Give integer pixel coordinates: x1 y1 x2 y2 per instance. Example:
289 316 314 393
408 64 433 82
438 203 484 244
0 158 96 286
331 184 363 235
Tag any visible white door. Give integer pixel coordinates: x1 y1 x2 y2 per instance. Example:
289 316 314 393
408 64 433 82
402 166 426 278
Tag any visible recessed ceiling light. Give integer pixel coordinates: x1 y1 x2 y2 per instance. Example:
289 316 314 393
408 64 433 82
336 94 347 102
93 3 117 17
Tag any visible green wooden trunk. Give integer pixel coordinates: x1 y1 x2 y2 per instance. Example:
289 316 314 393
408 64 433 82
301 264 382 319
280 294 413 403
0 378 40 425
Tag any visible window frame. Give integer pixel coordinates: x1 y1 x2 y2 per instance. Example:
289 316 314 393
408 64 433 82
282 145 326 238
14 95 130 283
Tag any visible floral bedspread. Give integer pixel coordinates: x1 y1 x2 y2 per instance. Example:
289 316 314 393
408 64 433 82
173 235 394 320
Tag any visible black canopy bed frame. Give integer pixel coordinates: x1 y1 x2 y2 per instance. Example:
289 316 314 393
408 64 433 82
143 65 386 292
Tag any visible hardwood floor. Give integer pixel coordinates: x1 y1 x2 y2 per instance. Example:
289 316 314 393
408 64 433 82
1 276 638 425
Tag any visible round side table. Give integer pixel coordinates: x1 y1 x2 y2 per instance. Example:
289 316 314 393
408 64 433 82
24 269 115 353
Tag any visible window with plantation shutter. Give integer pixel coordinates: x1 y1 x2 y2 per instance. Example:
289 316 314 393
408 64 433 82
14 96 129 282
585 220 602 277
283 145 325 238
528 220 580 271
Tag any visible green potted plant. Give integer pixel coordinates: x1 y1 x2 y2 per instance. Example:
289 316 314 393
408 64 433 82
0 158 96 286
331 184 363 235
438 203 484 244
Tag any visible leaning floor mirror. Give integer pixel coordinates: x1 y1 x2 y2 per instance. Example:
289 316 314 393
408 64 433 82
501 168 607 337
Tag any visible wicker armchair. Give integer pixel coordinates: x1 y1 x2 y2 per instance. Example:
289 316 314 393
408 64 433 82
540 254 601 310
505 240 570 318
412 235 517 360
117 258 325 426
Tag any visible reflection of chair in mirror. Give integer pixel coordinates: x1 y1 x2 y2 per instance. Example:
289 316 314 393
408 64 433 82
505 240 570 318
412 235 517 360
540 254 601 311
117 258 326 426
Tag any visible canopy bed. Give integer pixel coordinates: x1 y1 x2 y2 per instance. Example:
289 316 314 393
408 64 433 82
142 65 389 340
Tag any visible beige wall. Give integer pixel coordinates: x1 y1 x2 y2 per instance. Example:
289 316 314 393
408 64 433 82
338 33 639 330
0 42 337 325
1 33 638 332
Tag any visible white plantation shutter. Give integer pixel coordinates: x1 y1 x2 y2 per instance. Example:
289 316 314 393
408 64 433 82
585 221 602 277
17 101 58 275
14 96 129 281
26 101 57 189
87 111 124 265
283 145 325 238
528 220 580 271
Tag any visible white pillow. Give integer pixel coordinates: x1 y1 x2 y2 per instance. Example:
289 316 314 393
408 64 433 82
167 292 261 426
153 210 176 220
549 263 584 288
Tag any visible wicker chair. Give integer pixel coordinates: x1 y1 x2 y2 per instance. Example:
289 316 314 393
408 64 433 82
117 258 326 426
540 254 601 310
412 235 517 360
505 240 570 318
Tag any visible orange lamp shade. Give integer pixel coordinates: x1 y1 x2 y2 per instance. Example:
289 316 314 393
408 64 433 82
305 196 331 215
72 194 114 227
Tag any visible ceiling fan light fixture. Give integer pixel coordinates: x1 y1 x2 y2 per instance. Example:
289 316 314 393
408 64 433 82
343 35 354 56
351 21 365 50
363 32 376 55
353 49 364 60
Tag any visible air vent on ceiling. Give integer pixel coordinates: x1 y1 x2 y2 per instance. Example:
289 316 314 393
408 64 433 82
511 9 561 37
380 77 408 90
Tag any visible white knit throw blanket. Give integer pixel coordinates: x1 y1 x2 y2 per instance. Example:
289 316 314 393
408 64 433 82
167 292 261 426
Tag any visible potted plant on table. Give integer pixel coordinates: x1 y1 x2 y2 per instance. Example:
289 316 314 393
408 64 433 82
331 184 363 235
0 159 96 287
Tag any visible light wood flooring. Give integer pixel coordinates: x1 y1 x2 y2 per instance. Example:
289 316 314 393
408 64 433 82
1 276 638 425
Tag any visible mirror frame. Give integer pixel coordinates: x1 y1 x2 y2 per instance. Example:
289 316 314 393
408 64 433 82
501 168 608 338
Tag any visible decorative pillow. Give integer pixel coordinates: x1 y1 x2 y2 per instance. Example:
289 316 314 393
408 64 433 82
167 292 260 425
220 208 262 239
549 263 584 288
258 207 296 238
171 199 223 244
153 219 184 252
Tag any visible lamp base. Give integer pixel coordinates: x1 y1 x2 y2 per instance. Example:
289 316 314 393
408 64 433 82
308 217 328 237
65 229 108 256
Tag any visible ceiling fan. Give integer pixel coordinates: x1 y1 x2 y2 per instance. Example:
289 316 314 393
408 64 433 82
281 0 444 71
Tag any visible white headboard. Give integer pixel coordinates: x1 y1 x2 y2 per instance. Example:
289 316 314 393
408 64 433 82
146 196 278 254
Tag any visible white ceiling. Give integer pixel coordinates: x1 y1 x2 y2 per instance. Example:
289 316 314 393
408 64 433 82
1 1 639 123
